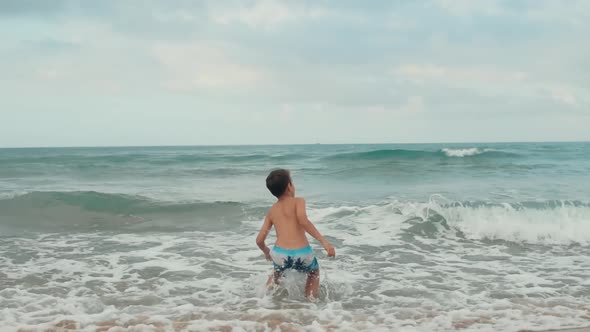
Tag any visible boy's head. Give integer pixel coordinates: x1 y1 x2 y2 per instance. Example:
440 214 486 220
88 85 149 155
266 169 294 198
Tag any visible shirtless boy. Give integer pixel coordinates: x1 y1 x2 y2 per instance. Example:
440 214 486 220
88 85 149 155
256 169 336 299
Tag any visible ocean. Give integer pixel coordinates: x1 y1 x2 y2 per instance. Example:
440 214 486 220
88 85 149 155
1 143 589 331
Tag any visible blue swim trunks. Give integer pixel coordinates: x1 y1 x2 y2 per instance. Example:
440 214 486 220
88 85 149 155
270 245 319 273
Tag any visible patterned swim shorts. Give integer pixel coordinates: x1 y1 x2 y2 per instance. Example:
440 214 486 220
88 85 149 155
270 245 319 273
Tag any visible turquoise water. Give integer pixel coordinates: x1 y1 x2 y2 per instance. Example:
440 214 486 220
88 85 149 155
1 143 590 330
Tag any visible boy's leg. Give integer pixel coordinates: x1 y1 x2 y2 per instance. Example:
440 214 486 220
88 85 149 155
273 270 283 284
305 269 320 299
267 270 282 289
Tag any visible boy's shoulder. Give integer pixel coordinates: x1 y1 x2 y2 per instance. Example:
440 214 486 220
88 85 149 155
288 197 306 205
267 197 305 211
294 197 306 204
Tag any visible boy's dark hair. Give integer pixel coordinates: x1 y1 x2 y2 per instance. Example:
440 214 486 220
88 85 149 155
266 169 291 198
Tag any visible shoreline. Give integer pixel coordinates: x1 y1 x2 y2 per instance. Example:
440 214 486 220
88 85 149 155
15 321 590 332
522 328 590 332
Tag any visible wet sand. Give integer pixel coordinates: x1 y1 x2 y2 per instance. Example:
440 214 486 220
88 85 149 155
16 321 590 332
521 328 590 332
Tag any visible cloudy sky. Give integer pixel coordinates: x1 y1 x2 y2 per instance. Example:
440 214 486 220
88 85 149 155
1 0 589 147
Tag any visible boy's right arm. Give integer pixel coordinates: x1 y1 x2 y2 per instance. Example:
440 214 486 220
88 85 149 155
295 198 336 257
256 213 273 261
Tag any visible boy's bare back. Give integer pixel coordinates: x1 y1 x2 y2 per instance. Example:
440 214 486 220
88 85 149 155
268 197 310 249
256 169 335 258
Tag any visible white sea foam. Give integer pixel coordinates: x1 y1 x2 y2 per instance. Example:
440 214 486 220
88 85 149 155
441 148 492 157
441 202 590 244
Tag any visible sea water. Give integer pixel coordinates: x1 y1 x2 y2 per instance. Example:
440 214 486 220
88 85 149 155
1 143 589 331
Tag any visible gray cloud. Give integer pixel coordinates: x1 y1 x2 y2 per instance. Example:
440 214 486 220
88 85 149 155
0 0 68 16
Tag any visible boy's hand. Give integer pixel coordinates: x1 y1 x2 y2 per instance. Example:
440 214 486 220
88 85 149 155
323 242 336 258
263 247 272 261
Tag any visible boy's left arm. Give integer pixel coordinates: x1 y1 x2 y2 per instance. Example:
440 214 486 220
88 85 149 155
256 214 272 261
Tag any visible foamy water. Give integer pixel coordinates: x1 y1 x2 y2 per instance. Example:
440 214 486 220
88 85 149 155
1 143 590 331
2 201 590 331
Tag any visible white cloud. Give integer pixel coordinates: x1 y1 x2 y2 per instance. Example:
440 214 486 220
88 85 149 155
209 0 330 27
279 103 295 122
433 0 590 26
432 0 505 16
395 63 529 99
524 0 590 26
395 64 527 85
394 64 587 108
403 96 425 113
152 9 196 22
8 21 148 94
152 42 265 91
363 96 425 114
548 87 577 106
36 68 62 80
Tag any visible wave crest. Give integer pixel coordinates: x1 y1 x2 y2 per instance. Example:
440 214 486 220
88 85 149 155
441 148 490 157
325 148 517 161
310 199 590 245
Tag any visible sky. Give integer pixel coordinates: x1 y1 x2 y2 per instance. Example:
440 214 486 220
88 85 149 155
1 0 589 147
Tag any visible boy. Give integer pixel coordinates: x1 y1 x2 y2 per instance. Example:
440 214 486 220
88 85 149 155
256 169 336 299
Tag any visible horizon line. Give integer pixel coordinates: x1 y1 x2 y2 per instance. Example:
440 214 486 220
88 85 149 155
0 139 589 149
